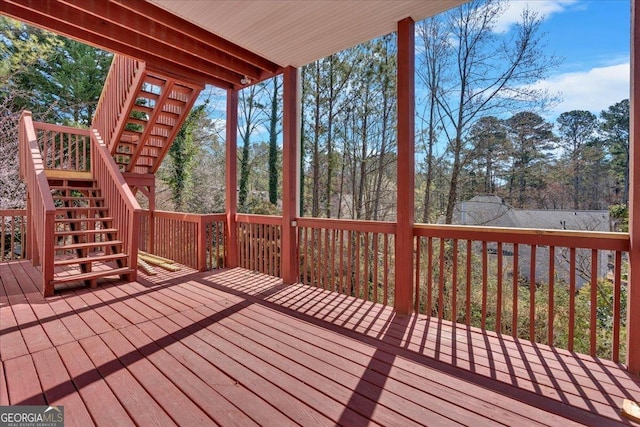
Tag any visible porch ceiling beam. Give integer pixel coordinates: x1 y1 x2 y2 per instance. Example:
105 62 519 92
1 0 281 88
59 0 267 81
111 0 280 76
0 0 223 87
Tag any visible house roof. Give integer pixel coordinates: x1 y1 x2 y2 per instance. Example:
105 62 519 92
0 0 466 88
452 195 610 232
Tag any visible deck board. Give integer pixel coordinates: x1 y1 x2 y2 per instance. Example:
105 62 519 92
1 260 639 426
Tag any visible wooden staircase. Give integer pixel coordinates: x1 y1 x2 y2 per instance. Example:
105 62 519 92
96 57 202 175
19 55 201 296
49 173 134 287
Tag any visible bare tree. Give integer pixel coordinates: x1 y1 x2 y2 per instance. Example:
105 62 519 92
419 0 559 223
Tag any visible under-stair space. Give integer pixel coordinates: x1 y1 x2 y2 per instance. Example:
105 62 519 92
48 174 134 289
112 72 201 174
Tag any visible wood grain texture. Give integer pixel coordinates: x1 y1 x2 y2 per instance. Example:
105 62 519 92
1 260 638 426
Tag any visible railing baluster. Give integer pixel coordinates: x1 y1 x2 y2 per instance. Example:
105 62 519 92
496 241 503 333
513 243 519 338
590 248 598 356
482 240 488 329
383 233 389 305
548 246 555 346
530 245 537 341
346 230 352 296
414 236 421 313
325 228 330 291
569 247 576 352
466 239 472 326
355 231 361 298
373 233 378 303
452 239 458 324
428 237 434 317
331 229 337 292
613 250 622 363
340 229 345 294
439 238 445 319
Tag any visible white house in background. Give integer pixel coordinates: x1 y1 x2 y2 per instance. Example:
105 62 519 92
450 195 611 287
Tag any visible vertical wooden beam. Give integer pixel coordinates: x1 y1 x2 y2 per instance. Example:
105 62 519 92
395 17 416 316
282 67 301 284
628 0 640 375
226 89 239 267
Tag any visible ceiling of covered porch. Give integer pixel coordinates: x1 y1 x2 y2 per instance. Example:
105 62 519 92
149 0 467 68
0 0 467 88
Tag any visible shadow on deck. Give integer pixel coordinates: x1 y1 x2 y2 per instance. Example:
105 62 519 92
1 260 639 426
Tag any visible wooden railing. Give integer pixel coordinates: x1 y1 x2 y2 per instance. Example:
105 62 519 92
0 209 26 262
297 218 396 305
33 122 91 172
92 54 145 152
18 112 56 294
139 210 227 271
414 224 630 363
236 214 282 277
90 129 140 279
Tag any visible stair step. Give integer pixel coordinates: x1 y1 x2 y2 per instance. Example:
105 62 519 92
139 90 160 101
55 240 122 251
56 206 108 212
51 267 134 286
55 217 113 223
53 196 104 201
131 105 153 115
144 75 168 86
54 253 128 266
55 228 118 237
50 186 100 192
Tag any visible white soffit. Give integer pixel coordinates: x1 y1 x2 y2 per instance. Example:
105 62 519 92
148 0 467 68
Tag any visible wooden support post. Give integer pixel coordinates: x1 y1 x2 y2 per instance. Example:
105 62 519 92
394 17 416 316
628 0 640 375
226 89 239 267
282 66 300 284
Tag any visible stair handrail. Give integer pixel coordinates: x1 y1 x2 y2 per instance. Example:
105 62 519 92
90 128 141 281
92 54 146 152
18 111 56 295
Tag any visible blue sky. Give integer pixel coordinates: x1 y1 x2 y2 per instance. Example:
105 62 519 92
497 0 630 117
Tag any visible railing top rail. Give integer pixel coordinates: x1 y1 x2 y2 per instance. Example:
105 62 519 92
21 112 56 213
296 216 397 234
0 209 27 216
414 223 629 251
145 209 226 223
236 213 283 226
93 55 143 121
32 121 91 135
91 130 141 213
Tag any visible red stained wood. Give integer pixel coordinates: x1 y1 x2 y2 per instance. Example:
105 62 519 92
3 354 46 405
394 18 415 316
31 348 94 427
2 261 638 426
226 89 239 268
629 0 640 373
0 361 7 406
281 66 299 284
78 334 176 426
56 341 135 426
97 329 212 426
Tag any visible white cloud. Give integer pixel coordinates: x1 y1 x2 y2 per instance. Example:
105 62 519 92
492 0 579 33
530 62 629 117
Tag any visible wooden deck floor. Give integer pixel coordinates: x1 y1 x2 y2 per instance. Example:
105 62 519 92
1 260 639 426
